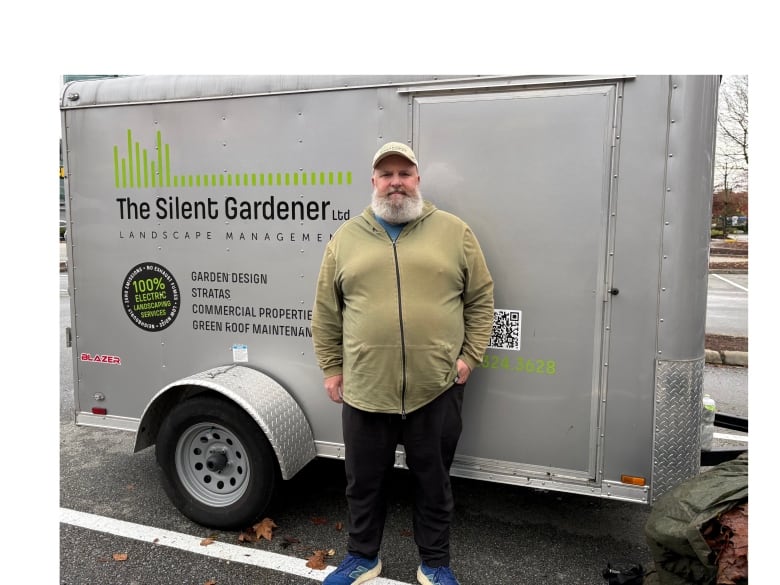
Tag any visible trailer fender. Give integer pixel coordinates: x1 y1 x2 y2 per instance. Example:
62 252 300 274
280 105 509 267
134 365 316 480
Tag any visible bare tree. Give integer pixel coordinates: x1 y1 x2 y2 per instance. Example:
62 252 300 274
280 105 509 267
714 75 748 192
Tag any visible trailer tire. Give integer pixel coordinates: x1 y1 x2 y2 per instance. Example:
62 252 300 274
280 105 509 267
156 395 278 529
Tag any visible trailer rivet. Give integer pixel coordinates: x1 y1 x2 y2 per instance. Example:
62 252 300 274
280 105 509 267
671 119 676 123
660 318 664 322
665 221 670 225
94 393 105 401
662 288 666 291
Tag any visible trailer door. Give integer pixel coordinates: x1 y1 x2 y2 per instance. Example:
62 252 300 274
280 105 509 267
413 83 618 482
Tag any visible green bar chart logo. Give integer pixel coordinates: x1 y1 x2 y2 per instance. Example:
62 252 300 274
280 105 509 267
113 129 353 189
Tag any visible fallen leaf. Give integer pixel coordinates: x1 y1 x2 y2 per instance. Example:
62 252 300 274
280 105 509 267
152 538 159 544
327 549 336 557
334 522 343 531
715 503 748 585
253 518 278 541
306 550 328 570
238 531 252 542
112 553 128 562
400 529 413 537
204 580 217 585
200 538 216 546
311 516 328 525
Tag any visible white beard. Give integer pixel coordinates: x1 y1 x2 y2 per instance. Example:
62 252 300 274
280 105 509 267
371 188 424 224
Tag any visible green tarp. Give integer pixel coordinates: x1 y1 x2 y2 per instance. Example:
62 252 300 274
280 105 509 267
644 453 748 585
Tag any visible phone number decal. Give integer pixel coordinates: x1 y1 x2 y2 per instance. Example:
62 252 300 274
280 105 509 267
478 353 557 375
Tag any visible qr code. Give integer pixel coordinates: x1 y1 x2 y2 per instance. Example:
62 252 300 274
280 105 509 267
488 309 521 351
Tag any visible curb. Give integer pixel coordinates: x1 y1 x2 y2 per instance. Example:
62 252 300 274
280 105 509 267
705 349 748 368
708 268 748 275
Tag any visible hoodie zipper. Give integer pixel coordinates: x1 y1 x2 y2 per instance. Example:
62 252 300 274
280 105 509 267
391 239 408 418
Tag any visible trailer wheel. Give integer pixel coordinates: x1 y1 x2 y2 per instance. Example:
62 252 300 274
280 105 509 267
156 395 278 529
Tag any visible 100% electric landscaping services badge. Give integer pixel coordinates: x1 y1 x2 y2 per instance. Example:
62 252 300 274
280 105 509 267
122 262 181 331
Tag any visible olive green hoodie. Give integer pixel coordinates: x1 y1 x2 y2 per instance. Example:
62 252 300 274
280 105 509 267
312 201 494 414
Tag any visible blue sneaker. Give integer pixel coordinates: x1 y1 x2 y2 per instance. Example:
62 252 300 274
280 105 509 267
323 553 382 584
417 563 461 585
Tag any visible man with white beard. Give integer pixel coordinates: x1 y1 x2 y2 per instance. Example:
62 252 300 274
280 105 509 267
312 142 494 585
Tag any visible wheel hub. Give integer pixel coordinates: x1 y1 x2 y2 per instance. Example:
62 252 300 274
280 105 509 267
206 450 228 472
174 423 251 507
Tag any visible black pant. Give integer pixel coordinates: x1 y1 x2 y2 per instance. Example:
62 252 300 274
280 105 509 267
342 384 464 567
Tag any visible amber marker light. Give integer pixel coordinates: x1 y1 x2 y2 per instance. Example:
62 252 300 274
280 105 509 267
620 475 646 486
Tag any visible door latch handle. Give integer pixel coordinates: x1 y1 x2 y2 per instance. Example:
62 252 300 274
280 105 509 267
608 288 619 296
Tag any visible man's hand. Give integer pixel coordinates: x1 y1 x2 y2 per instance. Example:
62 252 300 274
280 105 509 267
455 359 472 384
324 374 344 403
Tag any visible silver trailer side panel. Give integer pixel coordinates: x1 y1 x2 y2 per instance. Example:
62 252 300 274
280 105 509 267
62 75 718 504
600 76 717 501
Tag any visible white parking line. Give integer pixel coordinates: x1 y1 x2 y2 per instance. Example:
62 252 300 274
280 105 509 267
712 273 748 292
60 508 410 584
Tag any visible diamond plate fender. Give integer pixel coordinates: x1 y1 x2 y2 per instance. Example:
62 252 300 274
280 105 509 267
134 365 316 480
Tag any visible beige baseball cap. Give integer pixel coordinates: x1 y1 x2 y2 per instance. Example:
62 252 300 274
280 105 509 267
372 141 418 168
